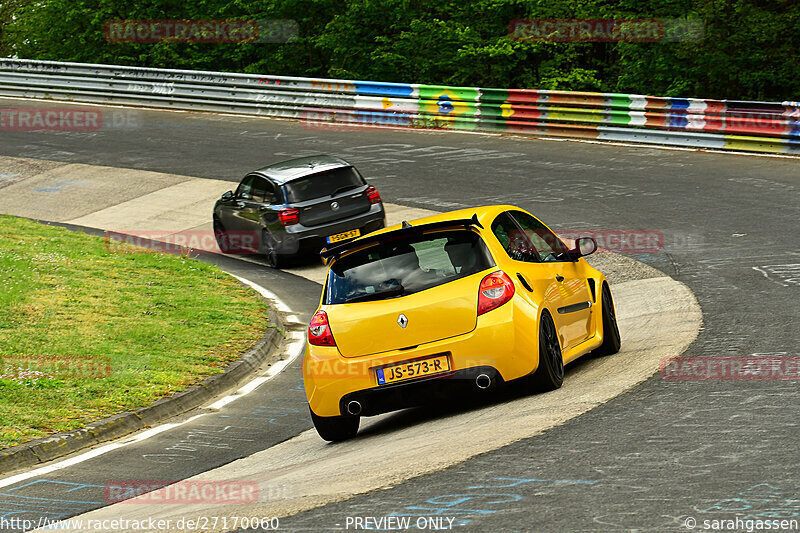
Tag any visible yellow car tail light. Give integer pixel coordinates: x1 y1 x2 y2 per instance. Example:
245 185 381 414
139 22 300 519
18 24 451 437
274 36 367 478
478 271 515 316
309 310 336 346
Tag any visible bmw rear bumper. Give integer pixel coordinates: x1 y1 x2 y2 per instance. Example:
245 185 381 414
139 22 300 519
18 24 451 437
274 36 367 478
275 203 385 255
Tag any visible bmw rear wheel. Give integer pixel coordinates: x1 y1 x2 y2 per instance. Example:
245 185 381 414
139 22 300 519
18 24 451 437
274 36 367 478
213 218 232 253
592 283 621 356
309 408 359 442
262 230 284 268
531 311 565 392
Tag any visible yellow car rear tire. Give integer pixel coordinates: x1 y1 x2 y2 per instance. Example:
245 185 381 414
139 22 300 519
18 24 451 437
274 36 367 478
531 311 565 392
309 407 360 442
592 283 621 357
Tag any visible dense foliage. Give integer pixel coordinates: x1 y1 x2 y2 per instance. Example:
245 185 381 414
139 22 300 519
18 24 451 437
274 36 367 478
2 0 798 100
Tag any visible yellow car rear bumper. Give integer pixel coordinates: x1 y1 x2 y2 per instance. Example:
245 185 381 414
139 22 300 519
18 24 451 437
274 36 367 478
303 298 540 417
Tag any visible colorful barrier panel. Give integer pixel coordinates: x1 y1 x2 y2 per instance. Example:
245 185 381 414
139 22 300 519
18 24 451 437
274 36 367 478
0 58 797 155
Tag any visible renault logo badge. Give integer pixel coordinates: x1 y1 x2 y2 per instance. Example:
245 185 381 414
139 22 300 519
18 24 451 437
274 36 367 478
397 314 408 328
331 201 340 211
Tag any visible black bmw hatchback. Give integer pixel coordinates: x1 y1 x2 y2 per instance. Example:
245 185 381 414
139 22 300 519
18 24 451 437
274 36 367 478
213 155 386 267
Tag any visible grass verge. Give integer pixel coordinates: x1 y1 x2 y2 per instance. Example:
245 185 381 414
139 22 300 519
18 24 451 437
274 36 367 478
0 215 272 448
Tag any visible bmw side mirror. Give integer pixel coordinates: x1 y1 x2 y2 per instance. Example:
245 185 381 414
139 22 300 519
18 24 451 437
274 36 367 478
221 190 233 201
575 237 598 258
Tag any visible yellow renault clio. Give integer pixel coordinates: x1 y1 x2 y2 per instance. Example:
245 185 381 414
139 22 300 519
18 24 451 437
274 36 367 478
303 205 620 441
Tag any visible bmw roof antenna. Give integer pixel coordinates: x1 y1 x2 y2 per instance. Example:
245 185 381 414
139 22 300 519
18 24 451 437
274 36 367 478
470 213 484 229
402 221 412 228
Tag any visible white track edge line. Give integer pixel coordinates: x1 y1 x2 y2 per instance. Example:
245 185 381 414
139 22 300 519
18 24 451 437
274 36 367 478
205 330 305 411
0 272 301 488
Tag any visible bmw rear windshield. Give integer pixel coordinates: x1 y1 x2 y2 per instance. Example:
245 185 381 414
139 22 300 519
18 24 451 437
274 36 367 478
325 230 494 305
284 166 365 203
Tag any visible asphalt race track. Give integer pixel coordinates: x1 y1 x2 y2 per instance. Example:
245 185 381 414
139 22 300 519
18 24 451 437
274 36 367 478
1 100 798 532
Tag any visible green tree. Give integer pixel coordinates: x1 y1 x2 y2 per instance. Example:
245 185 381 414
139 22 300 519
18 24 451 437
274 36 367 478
0 0 33 56
2 0 798 100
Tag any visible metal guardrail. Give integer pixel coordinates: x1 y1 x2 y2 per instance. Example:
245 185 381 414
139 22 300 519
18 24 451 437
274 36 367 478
1 58 798 155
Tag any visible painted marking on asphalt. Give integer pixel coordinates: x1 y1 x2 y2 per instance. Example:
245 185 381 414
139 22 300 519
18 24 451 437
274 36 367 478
752 264 800 287
467 478 599 488
241 399 308 426
362 478 600 529
0 480 104 520
33 180 86 193
0 273 300 489
696 482 800 518
0 414 207 490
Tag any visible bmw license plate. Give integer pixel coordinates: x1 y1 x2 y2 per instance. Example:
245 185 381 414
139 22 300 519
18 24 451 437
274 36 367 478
376 355 450 385
326 229 360 244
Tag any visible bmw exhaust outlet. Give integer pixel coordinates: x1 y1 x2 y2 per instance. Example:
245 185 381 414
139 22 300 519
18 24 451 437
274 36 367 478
346 400 362 416
475 374 492 390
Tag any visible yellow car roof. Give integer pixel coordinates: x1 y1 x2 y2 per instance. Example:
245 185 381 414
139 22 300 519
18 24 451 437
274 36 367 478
320 205 530 262
367 204 517 239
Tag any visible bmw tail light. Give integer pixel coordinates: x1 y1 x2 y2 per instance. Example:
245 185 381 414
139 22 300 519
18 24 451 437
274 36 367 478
365 185 382 204
279 208 300 226
308 310 336 346
477 271 516 316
